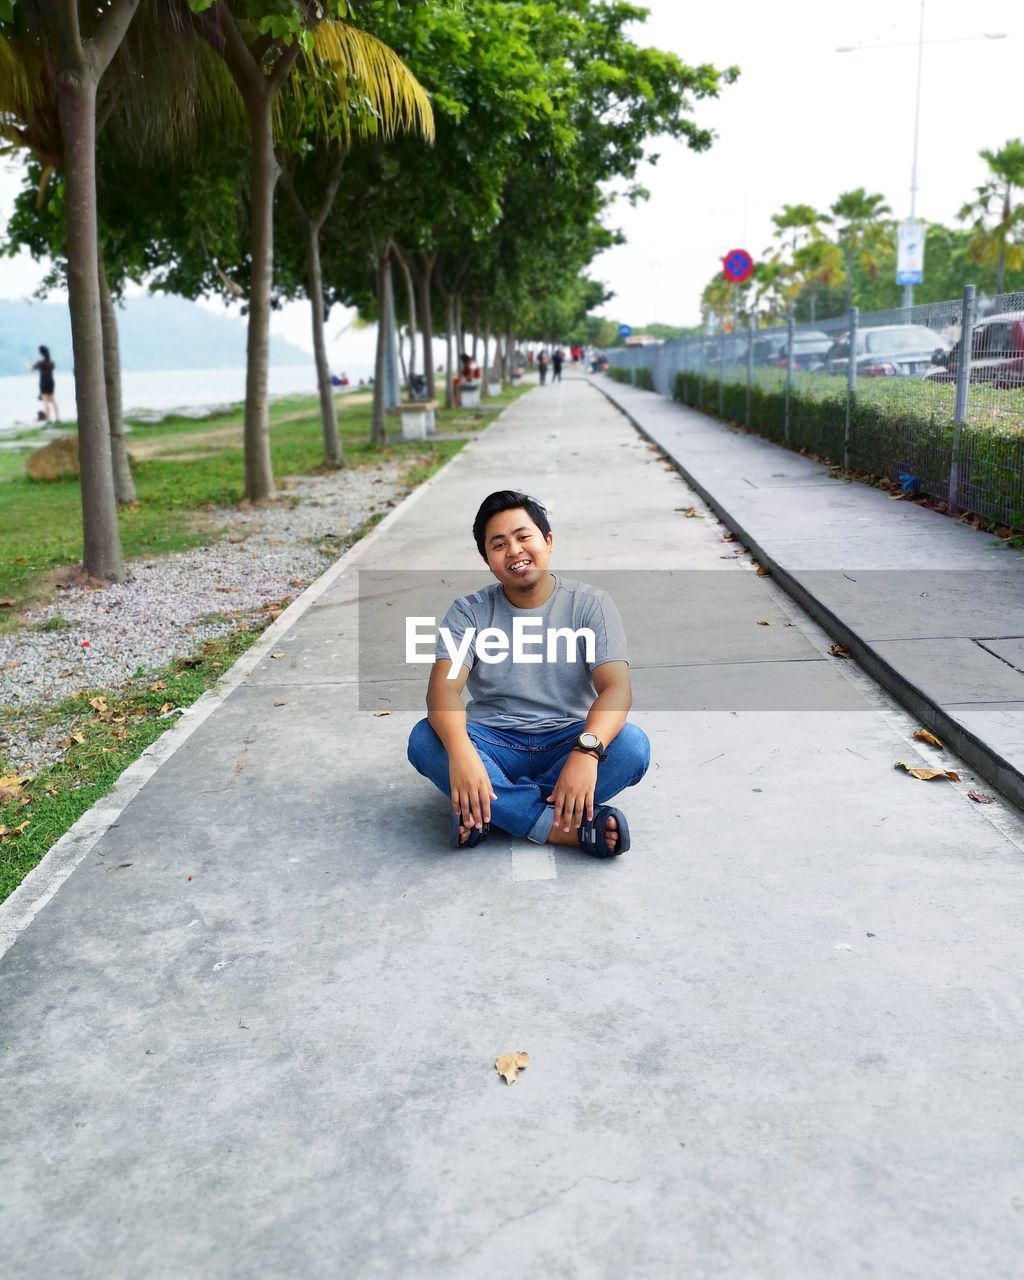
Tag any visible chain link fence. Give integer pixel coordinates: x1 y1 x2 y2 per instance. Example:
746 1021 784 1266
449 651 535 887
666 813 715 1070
605 287 1024 529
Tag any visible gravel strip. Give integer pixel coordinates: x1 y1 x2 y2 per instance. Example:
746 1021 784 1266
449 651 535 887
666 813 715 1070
0 463 408 774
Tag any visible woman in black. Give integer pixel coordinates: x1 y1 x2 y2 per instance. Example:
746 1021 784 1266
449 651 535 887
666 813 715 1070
31 345 60 423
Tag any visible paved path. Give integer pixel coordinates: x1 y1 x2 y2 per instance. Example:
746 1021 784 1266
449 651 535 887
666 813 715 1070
3 375 1023 1279
597 374 1024 809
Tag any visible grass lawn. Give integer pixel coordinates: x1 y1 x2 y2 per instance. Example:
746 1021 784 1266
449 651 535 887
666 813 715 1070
0 387 527 619
0 383 529 903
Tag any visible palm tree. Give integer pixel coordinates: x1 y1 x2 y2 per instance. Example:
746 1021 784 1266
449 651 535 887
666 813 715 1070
959 138 1024 295
190 1 433 501
792 238 845 323
1 0 145 582
830 188 892 311
770 203 829 257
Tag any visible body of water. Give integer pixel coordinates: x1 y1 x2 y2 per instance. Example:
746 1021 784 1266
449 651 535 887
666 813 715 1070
0 361 381 431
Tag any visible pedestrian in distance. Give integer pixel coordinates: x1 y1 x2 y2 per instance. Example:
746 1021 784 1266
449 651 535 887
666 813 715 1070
29 345 60 423
552 348 564 382
408 490 650 856
537 350 549 385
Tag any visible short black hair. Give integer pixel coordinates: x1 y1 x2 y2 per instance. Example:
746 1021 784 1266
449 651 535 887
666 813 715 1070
39 345 50 358
473 490 551 559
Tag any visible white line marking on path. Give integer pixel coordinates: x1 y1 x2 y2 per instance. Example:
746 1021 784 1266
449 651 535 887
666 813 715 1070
510 843 557 882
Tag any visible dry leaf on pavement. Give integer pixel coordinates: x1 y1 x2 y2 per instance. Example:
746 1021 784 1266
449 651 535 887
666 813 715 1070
756 620 772 627
828 644 850 658
894 762 960 782
373 710 392 717
756 565 769 576
912 729 944 749
496 1051 530 1084
678 507 702 518
967 790 994 804
270 652 286 659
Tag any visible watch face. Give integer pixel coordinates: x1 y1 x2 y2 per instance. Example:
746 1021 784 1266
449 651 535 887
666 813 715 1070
579 733 600 749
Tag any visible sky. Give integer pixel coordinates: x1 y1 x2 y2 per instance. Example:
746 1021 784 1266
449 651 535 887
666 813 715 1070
0 0 1019 346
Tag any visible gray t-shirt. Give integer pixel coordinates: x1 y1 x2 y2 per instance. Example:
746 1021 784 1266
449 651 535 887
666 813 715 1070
435 576 629 730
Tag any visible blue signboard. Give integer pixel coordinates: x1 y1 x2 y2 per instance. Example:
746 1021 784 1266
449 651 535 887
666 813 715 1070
618 323 632 338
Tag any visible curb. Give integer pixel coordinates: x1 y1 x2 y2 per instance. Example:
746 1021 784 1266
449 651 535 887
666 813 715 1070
591 375 1024 812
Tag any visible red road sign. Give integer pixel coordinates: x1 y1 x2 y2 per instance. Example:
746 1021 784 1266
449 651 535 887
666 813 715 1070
722 248 754 284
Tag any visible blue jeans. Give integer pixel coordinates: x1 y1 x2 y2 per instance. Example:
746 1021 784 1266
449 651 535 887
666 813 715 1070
407 719 651 843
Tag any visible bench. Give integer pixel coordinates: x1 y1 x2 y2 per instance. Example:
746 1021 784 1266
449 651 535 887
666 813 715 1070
390 399 439 440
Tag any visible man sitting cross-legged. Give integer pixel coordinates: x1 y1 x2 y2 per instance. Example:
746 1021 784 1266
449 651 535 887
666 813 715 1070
407 490 650 857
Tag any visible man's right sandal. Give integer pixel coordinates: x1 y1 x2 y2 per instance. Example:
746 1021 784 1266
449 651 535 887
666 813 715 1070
577 805 630 858
449 810 491 850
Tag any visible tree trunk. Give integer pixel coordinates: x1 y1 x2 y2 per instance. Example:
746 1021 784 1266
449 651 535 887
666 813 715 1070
398 252 417 385
242 91 278 501
371 252 390 445
505 330 514 384
809 286 817 325
58 71 124 581
454 293 463 359
471 303 480 361
415 256 436 402
307 223 341 467
996 242 1006 296
98 250 135 505
443 292 455 408
481 328 490 400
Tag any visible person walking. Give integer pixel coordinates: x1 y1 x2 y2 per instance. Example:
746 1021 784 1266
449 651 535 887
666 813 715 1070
30 345 60 423
538 350 549 386
552 348 564 383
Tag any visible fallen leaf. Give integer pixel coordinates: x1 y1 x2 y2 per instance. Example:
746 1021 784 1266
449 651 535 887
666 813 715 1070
894 762 960 782
912 728 944 749
756 565 769 577
0 774 31 791
70 732 86 744
496 1051 530 1084
888 492 904 501
148 680 167 692
0 820 30 838
0 598 15 607
0 787 21 803
968 790 994 804
158 702 174 714
679 506 702 519
756 620 772 627
373 709 392 717
88 696 108 712
721 532 736 543
273 700 287 707
828 644 850 658
270 651 286 659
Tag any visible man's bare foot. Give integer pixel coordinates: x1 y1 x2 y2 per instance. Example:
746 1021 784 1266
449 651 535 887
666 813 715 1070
547 814 619 854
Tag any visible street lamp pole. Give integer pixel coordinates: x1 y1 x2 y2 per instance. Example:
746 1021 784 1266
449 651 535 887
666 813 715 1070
836 21 1008 311
904 0 926 308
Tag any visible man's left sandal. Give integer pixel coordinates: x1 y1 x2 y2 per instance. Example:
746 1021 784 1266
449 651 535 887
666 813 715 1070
577 806 630 858
449 811 491 849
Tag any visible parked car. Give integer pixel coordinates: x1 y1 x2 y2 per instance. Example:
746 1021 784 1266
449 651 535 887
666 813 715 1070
821 324 952 378
925 312 1024 389
772 330 833 371
752 334 787 366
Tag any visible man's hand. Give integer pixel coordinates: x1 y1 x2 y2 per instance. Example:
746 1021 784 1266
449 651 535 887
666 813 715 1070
547 750 599 834
449 746 497 831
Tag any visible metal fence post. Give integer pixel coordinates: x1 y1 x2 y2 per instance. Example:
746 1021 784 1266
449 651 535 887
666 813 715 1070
949 284 976 515
844 306 859 471
718 321 726 417
784 306 795 445
746 315 755 428
698 315 706 408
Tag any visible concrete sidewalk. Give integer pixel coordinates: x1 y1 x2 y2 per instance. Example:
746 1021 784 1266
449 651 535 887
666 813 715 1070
2 376 1024 1279
595 374 1024 809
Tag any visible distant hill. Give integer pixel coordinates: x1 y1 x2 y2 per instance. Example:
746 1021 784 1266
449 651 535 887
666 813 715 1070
0 294 309 376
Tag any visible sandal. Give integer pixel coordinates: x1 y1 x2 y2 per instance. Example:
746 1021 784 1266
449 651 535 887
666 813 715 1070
577 806 630 858
449 810 491 849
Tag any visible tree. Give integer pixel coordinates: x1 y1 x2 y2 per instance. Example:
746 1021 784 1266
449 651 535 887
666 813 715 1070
187 0 428 499
829 188 892 311
791 237 844 323
0 0 148 581
960 137 1024 296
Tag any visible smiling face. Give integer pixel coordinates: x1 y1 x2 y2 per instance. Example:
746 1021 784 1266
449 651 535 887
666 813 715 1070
482 507 553 599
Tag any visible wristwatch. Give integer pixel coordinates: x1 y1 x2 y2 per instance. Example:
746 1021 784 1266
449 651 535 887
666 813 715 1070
574 732 607 761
